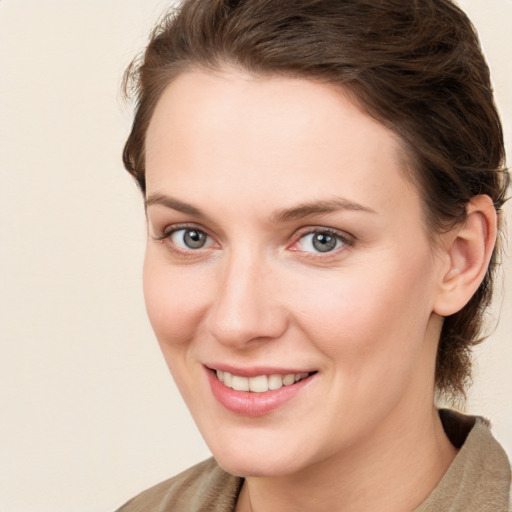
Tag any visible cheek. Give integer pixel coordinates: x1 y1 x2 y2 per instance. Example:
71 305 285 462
289 254 436 364
288 259 438 432
142 251 210 348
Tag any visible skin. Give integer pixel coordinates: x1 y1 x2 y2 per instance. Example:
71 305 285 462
142 67 495 512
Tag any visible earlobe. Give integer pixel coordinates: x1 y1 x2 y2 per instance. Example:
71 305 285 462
433 195 498 317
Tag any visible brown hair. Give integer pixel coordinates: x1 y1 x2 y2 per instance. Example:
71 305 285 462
122 0 509 400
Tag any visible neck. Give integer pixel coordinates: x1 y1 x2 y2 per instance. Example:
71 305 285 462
237 404 457 512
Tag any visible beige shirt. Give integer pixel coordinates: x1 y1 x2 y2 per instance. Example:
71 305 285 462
115 410 511 512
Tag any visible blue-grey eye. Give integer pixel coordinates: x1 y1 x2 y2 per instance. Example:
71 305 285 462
297 231 343 253
171 228 208 249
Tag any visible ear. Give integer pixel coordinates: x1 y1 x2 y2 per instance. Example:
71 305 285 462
433 195 498 317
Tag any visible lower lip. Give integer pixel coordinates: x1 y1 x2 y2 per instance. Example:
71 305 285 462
207 370 314 417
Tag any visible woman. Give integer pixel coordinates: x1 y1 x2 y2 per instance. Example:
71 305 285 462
116 0 510 510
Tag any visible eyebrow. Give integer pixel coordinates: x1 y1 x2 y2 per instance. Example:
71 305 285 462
145 194 206 218
145 193 376 221
271 197 376 223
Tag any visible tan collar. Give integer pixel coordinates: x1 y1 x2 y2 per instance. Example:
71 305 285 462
413 409 511 511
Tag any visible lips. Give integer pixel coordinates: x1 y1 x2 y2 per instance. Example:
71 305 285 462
206 366 316 416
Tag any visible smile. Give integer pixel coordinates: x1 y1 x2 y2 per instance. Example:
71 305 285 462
207 366 316 416
215 370 311 393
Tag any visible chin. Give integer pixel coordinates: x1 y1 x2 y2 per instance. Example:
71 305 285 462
215 450 302 478
205 430 319 478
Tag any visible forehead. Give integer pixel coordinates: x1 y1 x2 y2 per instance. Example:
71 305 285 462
145 68 420 221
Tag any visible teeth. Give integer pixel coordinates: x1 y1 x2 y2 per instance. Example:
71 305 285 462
249 375 268 392
231 375 249 391
268 374 283 390
216 370 310 393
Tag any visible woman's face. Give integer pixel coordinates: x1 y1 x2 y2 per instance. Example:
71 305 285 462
143 68 447 477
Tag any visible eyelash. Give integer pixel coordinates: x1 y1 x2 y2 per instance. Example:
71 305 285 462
290 227 354 257
152 223 354 258
152 223 214 257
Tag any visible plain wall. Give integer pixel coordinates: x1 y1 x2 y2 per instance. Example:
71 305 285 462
0 1 510 511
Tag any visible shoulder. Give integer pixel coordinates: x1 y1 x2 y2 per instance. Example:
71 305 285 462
115 458 243 512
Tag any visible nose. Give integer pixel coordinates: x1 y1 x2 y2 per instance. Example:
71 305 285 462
205 250 289 348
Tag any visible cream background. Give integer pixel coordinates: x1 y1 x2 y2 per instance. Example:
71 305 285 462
0 1 510 511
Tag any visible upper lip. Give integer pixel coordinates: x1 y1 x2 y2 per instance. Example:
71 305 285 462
205 363 316 377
